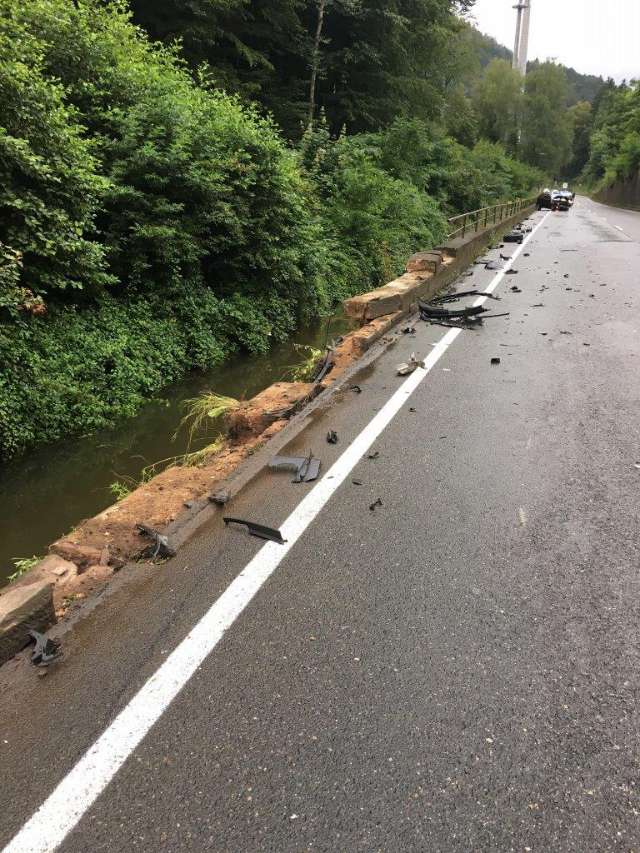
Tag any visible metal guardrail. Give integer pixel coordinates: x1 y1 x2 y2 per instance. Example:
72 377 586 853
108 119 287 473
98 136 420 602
447 198 535 240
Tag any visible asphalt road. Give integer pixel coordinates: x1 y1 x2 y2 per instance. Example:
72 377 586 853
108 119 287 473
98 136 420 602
2 197 640 852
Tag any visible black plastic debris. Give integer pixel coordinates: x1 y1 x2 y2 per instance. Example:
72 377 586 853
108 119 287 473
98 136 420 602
326 429 338 444
504 231 524 244
564 273 570 279
369 498 383 511
490 357 501 365
223 517 286 544
409 407 416 412
28 630 62 667
505 269 518 275
432 290 499 304
418 300 486 321
367 451 380 460
500 253 510 261
136 523 176 559
510 285 522 293
269 452 321 483
402 326 416 335
524 252 530 257
352 479 363 486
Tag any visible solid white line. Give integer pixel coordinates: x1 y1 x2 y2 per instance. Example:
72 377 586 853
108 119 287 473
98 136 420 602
2 211 550 853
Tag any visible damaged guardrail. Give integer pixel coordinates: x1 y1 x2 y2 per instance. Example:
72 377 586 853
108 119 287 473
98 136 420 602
447 198 536 239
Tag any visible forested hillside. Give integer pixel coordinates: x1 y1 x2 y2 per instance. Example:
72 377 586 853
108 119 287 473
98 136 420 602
0 0 596 459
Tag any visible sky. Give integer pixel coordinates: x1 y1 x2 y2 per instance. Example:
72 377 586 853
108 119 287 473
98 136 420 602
467 0 640 83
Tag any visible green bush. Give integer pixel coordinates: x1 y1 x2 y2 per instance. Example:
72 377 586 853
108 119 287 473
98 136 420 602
0 9 111 301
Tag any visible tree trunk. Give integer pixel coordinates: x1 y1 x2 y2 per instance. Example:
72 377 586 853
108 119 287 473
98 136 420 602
308 0 326 129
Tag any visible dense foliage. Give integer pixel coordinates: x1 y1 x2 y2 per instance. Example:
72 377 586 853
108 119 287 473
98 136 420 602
0 0 551 459
581 81 640 186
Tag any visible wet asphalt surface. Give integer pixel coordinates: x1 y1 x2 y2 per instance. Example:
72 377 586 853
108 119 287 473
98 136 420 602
2 198 640 852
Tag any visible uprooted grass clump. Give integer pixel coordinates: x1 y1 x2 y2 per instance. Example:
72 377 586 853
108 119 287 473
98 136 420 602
284 345 324 382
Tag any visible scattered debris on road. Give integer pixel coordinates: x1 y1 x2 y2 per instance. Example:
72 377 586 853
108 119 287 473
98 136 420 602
352 479 363 486
402 326 416 335
349 384 362 394
397 353 425 375
28 629 62 667
505 269 518 275
369 498 383 511
223 517 286 544
209 490 230 506
326 429 338 444
504 231 524 244
367 451 380 460
510 285 522 293
490 357 501 365
269 452 321 483
136 523 176 559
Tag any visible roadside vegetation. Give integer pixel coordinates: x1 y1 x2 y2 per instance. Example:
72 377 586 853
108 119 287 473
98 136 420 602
0 0 606 460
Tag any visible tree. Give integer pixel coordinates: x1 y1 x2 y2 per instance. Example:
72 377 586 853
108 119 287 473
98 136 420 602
473 59 523 153
521 62 573 175
566 101 592 177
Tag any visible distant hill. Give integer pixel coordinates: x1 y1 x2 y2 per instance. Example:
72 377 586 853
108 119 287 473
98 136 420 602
471 28 605 105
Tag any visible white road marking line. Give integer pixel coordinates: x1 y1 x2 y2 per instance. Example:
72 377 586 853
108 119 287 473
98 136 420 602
2 211 550 853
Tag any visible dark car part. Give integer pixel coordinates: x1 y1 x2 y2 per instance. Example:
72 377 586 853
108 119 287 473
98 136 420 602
269 453 321 483
223 517 286 544
28 630 62 667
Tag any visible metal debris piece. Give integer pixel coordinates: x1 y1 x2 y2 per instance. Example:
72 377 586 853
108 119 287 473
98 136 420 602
223 517 286 544
490 357 501 365
136 523 176 559
269 452 321 483
397 352 425 375
28 630 62 667
369 498 383 511
326 429 338 444
209 490 230 506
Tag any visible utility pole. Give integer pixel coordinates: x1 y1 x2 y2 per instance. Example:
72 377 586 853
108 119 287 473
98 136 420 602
512 0 531 77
